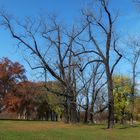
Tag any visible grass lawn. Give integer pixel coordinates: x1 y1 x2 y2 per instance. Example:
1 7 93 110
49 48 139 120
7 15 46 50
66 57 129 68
0 120 139 140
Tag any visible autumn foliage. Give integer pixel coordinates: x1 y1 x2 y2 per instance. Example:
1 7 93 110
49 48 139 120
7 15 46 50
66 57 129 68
0 58 63 120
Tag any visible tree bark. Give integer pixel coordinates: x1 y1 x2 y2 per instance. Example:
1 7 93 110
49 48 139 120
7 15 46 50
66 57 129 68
70 95 78 123
130 65 135 125
90 101 95 123
106 65 114 128
64 97 70 123
84 92 89 123
84 108 88 123
130 91 134 125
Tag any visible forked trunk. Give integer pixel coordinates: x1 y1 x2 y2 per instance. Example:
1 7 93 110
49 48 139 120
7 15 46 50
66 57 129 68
64 95 77 123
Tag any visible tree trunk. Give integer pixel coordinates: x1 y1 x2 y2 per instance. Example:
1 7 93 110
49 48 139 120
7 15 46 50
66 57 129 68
84 108 88 123
120 109 124 125
84 94 89 123
130 63 136 125
70 96 78 123
106 66 115 129
77 110 80 122
64 97 70 123
64 88 78 123
90 91 95 123
130 93 134 125
55 114 58 121
130 79 135 125
90 113 93 123
90 104 95 123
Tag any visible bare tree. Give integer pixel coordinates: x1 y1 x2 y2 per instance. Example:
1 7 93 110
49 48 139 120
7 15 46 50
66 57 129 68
89 62 107 123
0 13 83 123
78 68 92 123
74 0 122 128
124 36 140 125
0 0 122 128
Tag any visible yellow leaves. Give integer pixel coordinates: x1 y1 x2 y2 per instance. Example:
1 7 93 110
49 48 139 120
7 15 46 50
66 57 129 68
113 75 132 119
113 75 132 95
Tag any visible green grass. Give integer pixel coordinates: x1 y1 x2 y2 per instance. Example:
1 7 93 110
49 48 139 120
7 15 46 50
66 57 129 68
0 120 139 140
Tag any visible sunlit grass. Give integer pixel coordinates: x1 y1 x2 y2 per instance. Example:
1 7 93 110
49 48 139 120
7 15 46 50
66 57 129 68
0 120 139 140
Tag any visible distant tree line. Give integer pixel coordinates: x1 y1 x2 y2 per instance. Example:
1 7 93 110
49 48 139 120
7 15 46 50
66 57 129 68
0 57 140 125
0 58 63 121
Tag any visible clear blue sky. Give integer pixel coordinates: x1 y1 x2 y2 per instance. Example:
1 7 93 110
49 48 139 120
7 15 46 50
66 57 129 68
0 0 140 80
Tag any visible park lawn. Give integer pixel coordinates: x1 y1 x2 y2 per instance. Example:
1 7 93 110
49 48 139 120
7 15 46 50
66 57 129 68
0 121 139 140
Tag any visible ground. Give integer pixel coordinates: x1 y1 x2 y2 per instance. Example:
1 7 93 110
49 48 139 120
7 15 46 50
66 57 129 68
0 120 139 140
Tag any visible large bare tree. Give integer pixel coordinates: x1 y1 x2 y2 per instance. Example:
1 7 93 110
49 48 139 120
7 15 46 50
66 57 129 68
0 0 122 128
74 0 122 128
0 14 83 123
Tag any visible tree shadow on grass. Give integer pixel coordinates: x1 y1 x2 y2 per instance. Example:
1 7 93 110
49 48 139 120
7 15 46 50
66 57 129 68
119 125 138 129
100 124 139 130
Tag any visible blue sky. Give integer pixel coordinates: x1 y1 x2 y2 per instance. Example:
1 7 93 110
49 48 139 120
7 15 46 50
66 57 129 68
0 0 140 80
